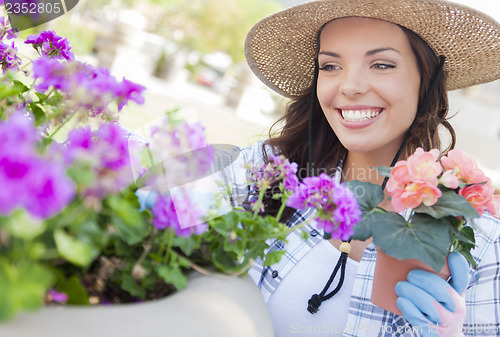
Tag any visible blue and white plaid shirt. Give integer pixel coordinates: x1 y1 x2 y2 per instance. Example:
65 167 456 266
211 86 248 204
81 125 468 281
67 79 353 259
225 142 500 337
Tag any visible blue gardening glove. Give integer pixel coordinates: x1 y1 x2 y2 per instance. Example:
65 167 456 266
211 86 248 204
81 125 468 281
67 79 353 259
135 189 158 211
395 252 469 337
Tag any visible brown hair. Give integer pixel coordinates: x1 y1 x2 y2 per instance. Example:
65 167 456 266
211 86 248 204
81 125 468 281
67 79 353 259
256 23 456 221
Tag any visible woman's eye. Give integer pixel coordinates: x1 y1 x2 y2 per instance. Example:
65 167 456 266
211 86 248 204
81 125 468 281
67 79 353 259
319 64 340 71
371 63 396 70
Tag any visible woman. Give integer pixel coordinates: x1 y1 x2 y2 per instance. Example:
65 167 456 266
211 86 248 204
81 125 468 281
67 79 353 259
233 0 500 336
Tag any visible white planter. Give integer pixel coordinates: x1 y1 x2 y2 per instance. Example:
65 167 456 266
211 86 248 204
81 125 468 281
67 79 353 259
0 273 273 337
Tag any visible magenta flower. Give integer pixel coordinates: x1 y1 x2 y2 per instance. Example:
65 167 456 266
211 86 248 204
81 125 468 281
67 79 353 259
0 41 21 74
0 151 32 215
286 173 333 209
0 113 75 218
95 123 130 171
25 30 74 60
65 124 135 197
32 57 145 118
247 155 299 192
287 173 361 239
115 78 146 111
47 289 68 303
0 17 18 40
24 159 75 219
32 57 69 92
151 193 207 237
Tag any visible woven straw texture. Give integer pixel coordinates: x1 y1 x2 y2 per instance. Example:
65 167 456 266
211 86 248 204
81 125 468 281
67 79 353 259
245 0 500 97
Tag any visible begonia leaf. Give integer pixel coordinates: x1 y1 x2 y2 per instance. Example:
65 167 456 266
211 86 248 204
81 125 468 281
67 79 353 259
372 213 450 272
414 191 479 219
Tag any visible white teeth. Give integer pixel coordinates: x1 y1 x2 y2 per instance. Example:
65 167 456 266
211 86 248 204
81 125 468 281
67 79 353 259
341 109 381 122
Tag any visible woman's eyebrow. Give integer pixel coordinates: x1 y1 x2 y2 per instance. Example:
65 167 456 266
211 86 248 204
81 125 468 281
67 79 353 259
318 51 341 58
318 48 401 58
366 47 401 56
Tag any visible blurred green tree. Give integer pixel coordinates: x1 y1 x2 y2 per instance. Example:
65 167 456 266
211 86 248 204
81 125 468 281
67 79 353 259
151 0 282 64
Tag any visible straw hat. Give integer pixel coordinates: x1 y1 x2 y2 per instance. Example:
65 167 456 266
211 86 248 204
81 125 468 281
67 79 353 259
245 0 500 98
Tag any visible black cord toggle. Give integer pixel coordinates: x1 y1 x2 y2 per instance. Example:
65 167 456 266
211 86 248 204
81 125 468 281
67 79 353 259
307 244 349 314
307 294 322 313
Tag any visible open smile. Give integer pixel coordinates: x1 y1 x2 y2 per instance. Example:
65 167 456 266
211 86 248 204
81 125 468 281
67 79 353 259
338 108 383 122
336 107 384 129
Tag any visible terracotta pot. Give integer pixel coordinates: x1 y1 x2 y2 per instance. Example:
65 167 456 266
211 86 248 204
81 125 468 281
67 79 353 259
371 247 450 316
0 273 273 337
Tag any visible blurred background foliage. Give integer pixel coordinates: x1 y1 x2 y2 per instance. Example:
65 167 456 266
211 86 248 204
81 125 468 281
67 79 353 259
41 0 283 65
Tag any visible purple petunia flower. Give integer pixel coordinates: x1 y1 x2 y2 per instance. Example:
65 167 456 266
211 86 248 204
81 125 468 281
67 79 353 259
47 289 68 302
115 78 146 111
0 151 33 215
31 57 145 118
32 56 69 92
0 17 18 40
95 123 130 171
24 159 75 219
0 40 21 74
64 124 136 198
287 173 361 239
25 30 74 60
151 193 207 237
247 155 299 192
286 173 333 209
0 112 75 218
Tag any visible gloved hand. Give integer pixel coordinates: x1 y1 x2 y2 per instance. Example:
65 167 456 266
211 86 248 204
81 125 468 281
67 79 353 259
395 252 469 337
135 189 158 211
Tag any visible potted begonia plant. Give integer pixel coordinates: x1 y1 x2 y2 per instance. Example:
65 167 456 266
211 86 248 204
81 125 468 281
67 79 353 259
346 148 500 314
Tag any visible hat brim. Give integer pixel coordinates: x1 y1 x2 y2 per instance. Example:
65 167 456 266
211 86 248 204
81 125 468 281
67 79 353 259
245 0 500 97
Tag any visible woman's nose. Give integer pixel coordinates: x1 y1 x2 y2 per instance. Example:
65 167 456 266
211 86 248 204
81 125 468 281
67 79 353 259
339 68 369 97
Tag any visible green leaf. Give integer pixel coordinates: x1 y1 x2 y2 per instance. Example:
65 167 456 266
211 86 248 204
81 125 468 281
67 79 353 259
211 246 238 272
74 220 109 250
61 275 90 305
156 265 187 290
66 163 95 186
54 229 100 267
120 274 146 298
0 260 54 322
108 196 149 245
344 180 384 212
172 235 199 256
211 211 240 234
372 213 451 272
414 191 479 219
351 210 386 241
454 249 477 268
372 166 392 178
5 210 47 240
46 91 64 105
35 92 47 101
12 80 29 93
29 102 47 126
453 226 476 249
264 250 285 266
0 81 25 99
223 231 246 256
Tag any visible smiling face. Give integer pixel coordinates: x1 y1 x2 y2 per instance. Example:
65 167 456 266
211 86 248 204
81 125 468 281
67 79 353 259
317 17 421 158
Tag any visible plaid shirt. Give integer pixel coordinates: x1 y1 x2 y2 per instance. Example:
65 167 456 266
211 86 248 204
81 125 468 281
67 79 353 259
226 142 500 337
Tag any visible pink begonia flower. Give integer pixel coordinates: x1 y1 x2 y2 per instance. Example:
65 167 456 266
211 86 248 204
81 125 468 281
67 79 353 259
441 149 488 184
389 162 412 187
459 180 496 216
389 182 442 213
406 148 442 183
386 148 443 212
486 195 500 218
439 169 460 189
